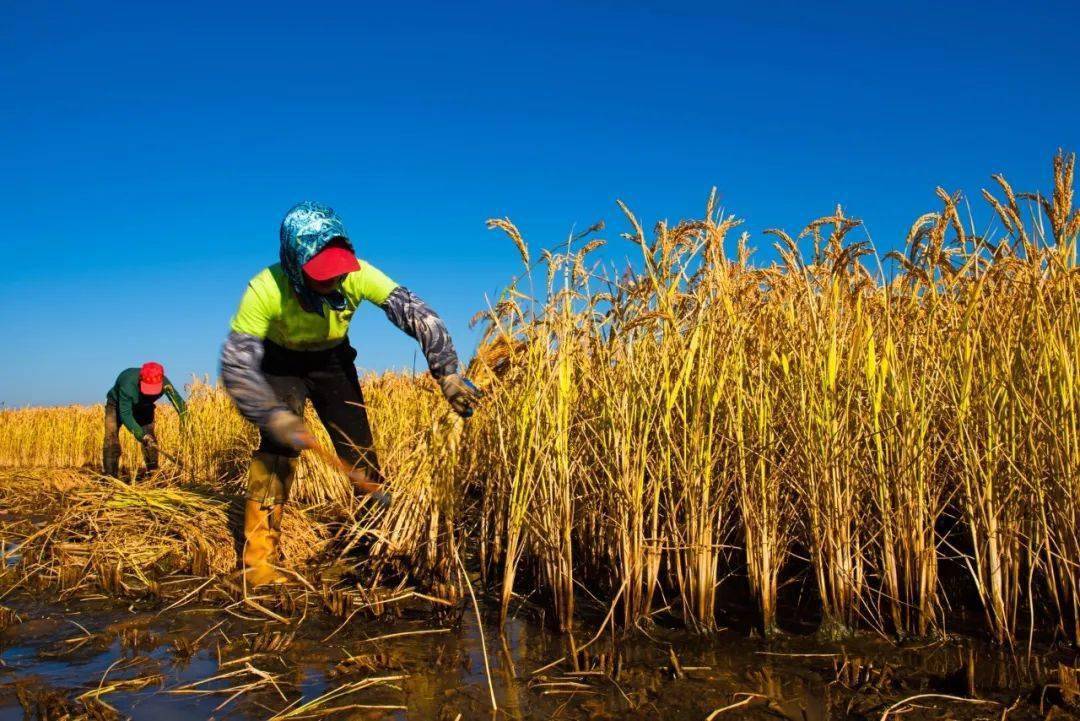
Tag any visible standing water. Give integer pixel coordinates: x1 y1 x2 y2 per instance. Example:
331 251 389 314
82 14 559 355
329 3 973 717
0 581 1070 721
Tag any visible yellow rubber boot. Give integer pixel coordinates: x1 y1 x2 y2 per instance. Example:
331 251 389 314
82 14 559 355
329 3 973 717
243 500 287 587
242 453 296 588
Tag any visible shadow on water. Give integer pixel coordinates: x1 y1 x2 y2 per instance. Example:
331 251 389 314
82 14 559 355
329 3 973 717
0 580 1076 721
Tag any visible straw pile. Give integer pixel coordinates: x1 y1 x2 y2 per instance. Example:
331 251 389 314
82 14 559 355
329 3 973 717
0 469 325 593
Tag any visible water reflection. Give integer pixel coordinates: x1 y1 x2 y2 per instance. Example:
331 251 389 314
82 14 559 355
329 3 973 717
0 590 1068 720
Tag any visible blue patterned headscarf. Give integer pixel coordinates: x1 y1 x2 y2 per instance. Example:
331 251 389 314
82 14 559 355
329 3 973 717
279 201 353 316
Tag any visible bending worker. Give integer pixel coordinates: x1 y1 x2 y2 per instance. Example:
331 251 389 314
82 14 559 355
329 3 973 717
103 362 187 479
220 201 480 586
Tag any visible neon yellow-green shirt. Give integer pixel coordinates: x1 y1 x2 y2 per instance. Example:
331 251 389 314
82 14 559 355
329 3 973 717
230 262 398 350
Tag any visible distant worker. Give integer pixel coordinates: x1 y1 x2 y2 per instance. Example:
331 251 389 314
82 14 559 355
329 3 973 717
103 362 187 479
220 201 480 586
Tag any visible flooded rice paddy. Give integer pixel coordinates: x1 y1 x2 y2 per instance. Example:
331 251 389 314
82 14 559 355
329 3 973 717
0 578 1074 721
0 472 1074 720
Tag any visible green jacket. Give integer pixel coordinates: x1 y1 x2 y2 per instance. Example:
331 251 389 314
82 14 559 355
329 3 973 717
106 368 187 440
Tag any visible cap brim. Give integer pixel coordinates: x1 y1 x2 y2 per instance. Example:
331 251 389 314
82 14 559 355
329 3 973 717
140 381 163 395
303 246 361 281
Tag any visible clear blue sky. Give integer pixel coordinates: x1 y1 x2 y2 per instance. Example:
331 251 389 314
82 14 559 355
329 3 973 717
2 1 1077 406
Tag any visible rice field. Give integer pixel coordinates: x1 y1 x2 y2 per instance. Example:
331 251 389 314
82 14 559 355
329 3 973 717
467 153 1077 647
0 153 1077 718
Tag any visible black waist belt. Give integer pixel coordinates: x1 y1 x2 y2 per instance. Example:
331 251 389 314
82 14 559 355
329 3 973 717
260 339 355 376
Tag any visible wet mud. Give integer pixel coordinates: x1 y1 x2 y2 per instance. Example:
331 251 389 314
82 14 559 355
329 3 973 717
0 580 1077 721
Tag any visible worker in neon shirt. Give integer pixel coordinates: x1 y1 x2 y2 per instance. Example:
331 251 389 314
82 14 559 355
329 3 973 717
220 201 480 586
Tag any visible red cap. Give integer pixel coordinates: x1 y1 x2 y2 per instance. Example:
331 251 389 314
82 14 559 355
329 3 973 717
139 362 164 395
302 245 361 281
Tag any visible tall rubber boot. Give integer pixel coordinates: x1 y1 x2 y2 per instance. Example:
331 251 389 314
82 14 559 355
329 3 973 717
243 500 287 587
242 453 296 588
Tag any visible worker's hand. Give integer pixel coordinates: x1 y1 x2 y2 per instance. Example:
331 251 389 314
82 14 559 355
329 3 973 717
266 411 316 451
141 434 157 450
347 468 383 494
437 374 483 418
368 488 392 512
345 468 390 510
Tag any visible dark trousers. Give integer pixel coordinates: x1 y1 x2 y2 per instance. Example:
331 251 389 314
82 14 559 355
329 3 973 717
102 400 157 478
258 340 381 481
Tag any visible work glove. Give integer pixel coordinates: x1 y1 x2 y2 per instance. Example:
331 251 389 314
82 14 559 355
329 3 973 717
346 468 391 511
266 410 316 451
437 374 483 418
141 434 157 450
368 488 392 512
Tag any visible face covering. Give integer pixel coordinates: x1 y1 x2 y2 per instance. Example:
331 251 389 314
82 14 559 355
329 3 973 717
279 201 354 316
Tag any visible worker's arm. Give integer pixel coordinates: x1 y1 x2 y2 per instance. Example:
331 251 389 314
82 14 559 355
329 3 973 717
117 385 146 441
162 377 188 422
349 261 459 379
220 331 288 429
220 271 289 432
380 286 459 378
382 286 480 416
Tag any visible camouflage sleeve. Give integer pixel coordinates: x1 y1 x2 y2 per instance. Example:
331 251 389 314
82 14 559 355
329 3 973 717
380 286 459 379
220 331 288 429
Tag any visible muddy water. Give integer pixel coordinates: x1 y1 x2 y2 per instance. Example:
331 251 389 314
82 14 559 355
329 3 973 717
0 586 1071 721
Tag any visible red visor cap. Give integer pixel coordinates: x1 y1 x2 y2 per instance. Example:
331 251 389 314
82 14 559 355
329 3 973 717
302 245 361 281
139 362 164 395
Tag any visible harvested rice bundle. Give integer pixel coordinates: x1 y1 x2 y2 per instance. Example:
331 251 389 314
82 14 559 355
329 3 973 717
0 468 88 509
5 471 325 592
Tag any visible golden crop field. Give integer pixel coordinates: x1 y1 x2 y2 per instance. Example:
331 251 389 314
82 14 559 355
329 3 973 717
1 153 1076 650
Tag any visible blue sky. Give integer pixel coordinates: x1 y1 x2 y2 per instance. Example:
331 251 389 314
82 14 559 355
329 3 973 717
2 1 1077 406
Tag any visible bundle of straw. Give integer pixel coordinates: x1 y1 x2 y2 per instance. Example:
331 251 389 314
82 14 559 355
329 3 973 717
1 469 323 591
